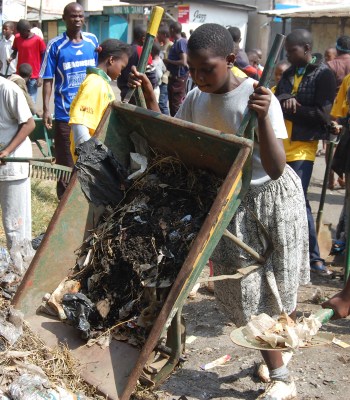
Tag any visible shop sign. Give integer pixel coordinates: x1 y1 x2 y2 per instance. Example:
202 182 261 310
178 4 190 24
104 6 144 15
192 9 207 23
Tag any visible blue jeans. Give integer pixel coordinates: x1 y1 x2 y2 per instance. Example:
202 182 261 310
159 83 169 115
288 160 324 266
26 78 38 103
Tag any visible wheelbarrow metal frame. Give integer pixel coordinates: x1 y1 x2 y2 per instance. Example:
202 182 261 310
13 101 253 399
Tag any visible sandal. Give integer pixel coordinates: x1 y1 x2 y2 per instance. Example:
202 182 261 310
310 262 333 276
330 240 346 255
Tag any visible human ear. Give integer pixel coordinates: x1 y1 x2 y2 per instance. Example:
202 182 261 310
226 53 236 68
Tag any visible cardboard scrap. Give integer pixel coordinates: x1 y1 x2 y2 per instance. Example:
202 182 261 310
332 337 350 349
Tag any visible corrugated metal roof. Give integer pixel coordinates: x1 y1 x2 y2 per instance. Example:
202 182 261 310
259 3 350 19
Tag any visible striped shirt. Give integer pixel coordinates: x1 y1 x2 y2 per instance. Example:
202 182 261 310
40 31 98 121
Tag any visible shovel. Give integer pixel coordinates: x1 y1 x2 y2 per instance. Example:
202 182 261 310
230 308 334 351
123 6 164 107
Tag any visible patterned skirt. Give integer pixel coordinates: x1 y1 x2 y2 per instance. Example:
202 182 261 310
211 165 310 327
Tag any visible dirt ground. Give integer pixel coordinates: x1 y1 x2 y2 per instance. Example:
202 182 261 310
155 153 350 400
4 130 349 399
157 271 349 400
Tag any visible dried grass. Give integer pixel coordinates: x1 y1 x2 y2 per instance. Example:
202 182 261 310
0 296 105 398
0 178 58 247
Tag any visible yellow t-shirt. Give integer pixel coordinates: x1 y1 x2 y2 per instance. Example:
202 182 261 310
331 73 350 119
231 66 247 78
69 68 115 161
283 74 318 162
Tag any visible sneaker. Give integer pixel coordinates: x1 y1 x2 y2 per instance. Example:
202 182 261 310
310 262 333 276
257 380 297 400
257 352 293 383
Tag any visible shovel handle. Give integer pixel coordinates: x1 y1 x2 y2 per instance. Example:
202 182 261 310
123 6 164 105
314 308 334 324
236 33 286 139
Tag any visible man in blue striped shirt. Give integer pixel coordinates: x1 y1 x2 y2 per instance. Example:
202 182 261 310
40 2 98 198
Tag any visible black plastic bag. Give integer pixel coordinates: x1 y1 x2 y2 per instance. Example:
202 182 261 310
75 138 128 207
62 293 96 339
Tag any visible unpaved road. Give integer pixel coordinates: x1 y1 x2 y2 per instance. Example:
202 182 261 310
158 154 350 400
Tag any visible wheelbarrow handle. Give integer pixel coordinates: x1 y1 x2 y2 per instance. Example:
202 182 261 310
236 33 286 139
123 6 164 105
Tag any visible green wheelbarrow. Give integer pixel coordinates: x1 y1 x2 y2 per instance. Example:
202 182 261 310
13 100 253 399
30 116 55 158
13 32 286 400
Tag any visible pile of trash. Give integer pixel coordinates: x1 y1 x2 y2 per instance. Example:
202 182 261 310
0 297 102 400
0 240 35 299
42 154 221 347
243 312 322 349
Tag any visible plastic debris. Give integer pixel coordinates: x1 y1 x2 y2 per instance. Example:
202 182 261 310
200 354 231 370
62 293 97 339
0 240 35 298
31 233 45 251
185 335 197 344
75 138 128 207
0 307 24 346
9 373 86 400
127 152 148 180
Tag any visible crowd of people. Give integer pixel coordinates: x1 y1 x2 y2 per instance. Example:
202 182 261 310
2 3 350 399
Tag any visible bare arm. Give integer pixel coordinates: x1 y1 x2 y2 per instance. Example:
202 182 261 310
8 49 18 64
42 79 53 129
248 85 286 180
164 52 188 68
0 117 35 158
128 66 161 113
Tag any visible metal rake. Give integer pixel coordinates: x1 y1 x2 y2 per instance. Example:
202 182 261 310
0 157 72 184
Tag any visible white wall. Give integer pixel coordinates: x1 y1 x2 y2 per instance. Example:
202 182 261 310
179 2 249 47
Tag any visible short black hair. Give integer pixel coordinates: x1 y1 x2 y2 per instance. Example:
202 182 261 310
96 39 131 63
286 29 313 49
170 21 182 34
3 21 15 30
336 36 350 54
276 59 290 69
158 23 170 37
63 2 83 16
188 23 233 58
151 41 161 58
16 19 31 33
18 63 32 78
133 25 146 41
227 26 241 43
